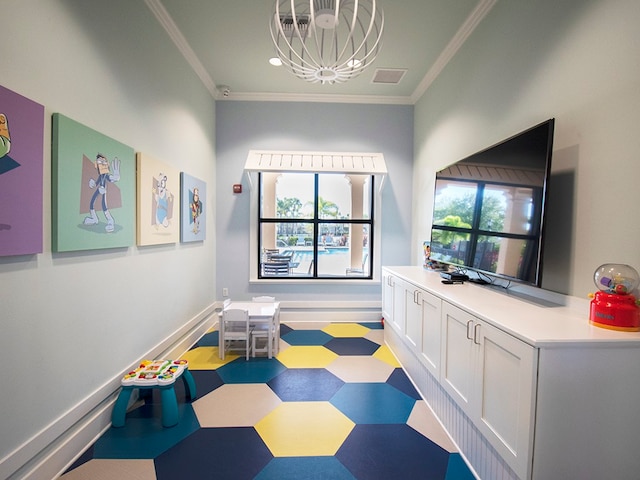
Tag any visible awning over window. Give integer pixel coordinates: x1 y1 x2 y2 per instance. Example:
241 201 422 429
244 150 387 175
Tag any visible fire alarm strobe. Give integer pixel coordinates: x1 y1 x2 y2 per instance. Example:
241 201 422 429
233 184 242 194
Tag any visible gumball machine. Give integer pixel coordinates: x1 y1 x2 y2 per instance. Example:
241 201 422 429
589 264 640 331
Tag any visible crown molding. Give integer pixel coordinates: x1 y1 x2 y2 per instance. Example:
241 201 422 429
218 91 414 105
144 0 219 98
411 0 498 103
147 0 497 105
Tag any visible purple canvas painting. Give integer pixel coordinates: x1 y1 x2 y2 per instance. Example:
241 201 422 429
0 85 45 256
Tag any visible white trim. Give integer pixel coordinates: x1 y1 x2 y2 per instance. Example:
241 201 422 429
411 0 498 103
219 91 414 105
3 304 217 480
147 0 494 106
276 300 382 323
245 150 387 176
144 0 218 98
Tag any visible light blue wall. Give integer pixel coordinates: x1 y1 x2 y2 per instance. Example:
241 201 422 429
0 1 216 475
215 101 413 301
413 0 640 297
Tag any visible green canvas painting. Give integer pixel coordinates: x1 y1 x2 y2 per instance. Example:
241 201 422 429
52 113 135 252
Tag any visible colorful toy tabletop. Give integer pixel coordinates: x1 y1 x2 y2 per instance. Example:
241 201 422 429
121 359 189 386
112 359 196 428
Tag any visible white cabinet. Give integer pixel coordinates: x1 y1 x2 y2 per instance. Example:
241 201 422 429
382 266 640 480
392 278 406 335
381 270 394 324
475 319 537 478
440 302 476 410
406 287 441 377
383 273 441 377
404 287 420 348
382 271 407 334
441 302 537 478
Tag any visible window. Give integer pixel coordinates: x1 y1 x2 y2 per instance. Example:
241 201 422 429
258 172 374 279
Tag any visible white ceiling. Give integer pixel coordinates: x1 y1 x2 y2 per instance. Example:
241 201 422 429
147 0 496 104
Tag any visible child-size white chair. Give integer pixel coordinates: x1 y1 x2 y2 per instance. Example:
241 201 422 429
220 308 252 360
251 296 280 358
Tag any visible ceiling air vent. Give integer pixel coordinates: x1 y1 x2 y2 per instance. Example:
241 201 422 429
279 15 310 38
371 68 407 85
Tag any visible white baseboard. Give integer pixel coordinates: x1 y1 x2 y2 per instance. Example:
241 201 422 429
6 300 381 480
3 303 216 480
279 300 382 323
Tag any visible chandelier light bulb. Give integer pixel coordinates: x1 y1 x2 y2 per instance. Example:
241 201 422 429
269 0 384 85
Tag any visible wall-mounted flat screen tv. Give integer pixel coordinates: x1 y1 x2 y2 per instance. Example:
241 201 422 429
429 119 555 286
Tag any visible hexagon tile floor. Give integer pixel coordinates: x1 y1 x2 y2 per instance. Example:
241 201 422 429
61 321 476 480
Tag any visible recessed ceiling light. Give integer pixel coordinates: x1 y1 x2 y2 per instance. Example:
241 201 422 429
269 57 283 66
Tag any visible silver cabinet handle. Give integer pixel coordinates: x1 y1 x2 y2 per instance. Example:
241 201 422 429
473 323 481 345
466 320 473 340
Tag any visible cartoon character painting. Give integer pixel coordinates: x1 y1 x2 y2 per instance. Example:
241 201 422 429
190 187 202 233
1 86 45 256
153 172 173 228
0 112 20 176
0 113 10 158
0 113 15 233
179 172 206 243
83 153 120 232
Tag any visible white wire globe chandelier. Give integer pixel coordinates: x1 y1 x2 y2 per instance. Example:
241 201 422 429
269 0 384 85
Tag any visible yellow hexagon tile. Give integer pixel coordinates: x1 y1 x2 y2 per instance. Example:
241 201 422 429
193 383 281 427
179 346 237 370
326 355 395 383
322 323 370 338
276 345 338 368
373 344 402 367
255 401 355 457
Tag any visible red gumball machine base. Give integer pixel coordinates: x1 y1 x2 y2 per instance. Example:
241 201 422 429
589 291 640 332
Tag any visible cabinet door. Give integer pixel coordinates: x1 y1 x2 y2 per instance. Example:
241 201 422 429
391 278 406 334
419 289 442 377
381 270 394 323
405 287 422 349
381 271 406 335
440 302 475 414
474 320 537 479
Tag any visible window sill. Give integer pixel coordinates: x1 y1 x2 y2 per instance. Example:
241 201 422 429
250 277 380 285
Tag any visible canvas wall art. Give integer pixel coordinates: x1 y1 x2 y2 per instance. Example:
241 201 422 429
136 152 180 246
0 85 45 256
180 172 206 243
52 113 136 252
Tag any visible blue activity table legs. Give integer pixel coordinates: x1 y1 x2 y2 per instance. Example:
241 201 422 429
111 368 197 428
111 388 133 428
159 385 179 427
181 368 197 400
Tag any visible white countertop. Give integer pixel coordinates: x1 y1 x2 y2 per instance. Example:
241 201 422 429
383 266 640 348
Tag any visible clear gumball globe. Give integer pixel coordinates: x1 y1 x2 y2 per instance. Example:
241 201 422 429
593 263 640 295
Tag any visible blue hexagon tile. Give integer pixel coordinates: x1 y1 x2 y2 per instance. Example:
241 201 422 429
61 321 474 480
